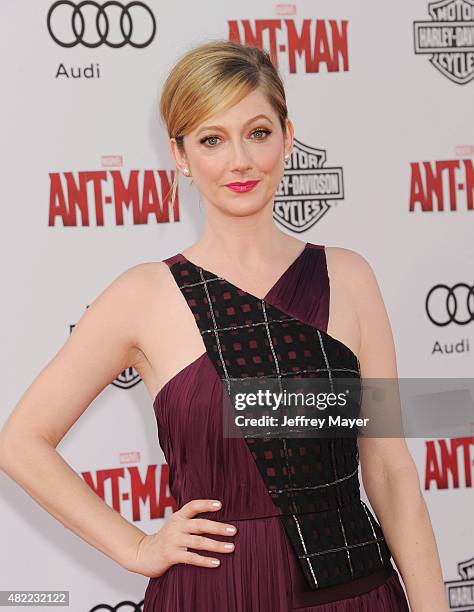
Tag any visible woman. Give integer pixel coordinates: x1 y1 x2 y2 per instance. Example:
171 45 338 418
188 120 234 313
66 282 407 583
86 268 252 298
0 40 448 611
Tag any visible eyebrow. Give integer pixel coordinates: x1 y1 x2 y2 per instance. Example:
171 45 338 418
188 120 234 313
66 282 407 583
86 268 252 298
196 113 274 135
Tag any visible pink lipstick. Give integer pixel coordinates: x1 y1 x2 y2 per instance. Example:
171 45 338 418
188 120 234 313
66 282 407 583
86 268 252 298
225 181 260 193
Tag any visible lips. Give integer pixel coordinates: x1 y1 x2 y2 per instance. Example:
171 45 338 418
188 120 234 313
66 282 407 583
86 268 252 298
225 180 260 193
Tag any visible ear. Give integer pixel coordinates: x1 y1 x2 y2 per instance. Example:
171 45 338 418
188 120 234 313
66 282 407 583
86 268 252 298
169 137 188 174
284 118 295 157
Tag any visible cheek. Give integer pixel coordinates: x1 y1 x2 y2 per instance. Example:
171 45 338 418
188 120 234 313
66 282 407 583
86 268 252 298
258 147 283 174
194 157 222 185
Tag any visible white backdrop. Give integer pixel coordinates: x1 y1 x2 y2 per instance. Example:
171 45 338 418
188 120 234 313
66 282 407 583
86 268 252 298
1 1 473 610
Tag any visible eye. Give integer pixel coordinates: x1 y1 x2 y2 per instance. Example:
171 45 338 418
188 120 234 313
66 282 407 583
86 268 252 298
200 135 221 147
199 128 272 148
252 128 272 139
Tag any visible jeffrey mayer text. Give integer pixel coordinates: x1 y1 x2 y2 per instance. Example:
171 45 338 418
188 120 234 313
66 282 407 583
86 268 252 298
234 415 370 428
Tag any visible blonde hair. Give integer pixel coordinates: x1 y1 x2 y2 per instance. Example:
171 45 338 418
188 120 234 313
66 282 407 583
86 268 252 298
159 39 289 209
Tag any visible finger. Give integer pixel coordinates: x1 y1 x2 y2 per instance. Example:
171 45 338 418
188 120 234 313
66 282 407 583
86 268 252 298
181 533 235 554
184 517 237 537
175 550 221 568
178 499 222 519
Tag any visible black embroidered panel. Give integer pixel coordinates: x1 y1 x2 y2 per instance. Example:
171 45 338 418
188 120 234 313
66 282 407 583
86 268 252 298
167 257 393 590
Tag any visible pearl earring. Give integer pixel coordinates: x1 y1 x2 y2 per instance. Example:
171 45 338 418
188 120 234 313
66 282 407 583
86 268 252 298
284 153 290 161
183 167 191 176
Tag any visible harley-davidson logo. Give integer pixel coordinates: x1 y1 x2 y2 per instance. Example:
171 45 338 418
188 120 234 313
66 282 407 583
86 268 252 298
274 138 344 233
445 556 474 610
413 0 474 84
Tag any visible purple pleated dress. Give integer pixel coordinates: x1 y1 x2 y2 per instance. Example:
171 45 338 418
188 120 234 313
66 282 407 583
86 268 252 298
143 242 410 611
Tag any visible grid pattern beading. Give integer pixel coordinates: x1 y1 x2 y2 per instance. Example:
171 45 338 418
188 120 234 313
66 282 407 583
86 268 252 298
167 258 393 590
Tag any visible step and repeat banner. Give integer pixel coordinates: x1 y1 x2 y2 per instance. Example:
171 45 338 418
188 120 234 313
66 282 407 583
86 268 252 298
1 1 473 610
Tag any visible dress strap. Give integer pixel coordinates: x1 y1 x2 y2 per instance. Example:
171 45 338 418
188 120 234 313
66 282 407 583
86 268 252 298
263 243 330 332
162 243 330 333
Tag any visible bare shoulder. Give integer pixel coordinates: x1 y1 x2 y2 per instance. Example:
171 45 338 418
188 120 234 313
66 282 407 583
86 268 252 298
324 245 394 361
324 246 383 305
86 261 170 332
113 260 172 290
105 260 178 309
103 260 179 349
124 260 186 313
326 245 396 373
0 260 174 449
324 245 375 283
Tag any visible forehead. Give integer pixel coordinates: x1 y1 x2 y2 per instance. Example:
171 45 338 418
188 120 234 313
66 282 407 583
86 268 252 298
195 89 276 131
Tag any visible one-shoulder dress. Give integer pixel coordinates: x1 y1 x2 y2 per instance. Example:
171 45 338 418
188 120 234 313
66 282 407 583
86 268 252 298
143 242 410 611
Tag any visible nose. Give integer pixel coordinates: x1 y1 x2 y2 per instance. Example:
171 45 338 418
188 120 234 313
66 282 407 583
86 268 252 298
228 139 253 173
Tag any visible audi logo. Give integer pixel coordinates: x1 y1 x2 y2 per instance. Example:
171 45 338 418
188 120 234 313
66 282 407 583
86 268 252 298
425 283 474 326
47 1 156 48
89 600 143 611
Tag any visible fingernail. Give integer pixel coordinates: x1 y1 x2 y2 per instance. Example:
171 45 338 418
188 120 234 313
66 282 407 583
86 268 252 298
212 501 221 507
211 559 220 565
226 526 236 533
224 543 234 550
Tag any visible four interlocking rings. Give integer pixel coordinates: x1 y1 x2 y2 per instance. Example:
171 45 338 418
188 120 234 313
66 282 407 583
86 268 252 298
46 1 156 48
425 283 474 326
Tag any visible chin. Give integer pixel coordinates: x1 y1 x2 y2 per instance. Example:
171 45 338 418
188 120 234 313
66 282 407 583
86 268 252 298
224 198 270 217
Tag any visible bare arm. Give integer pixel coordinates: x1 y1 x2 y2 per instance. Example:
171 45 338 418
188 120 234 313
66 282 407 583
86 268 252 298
0 264 153 572
0 263 238 577
344 249 449 612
